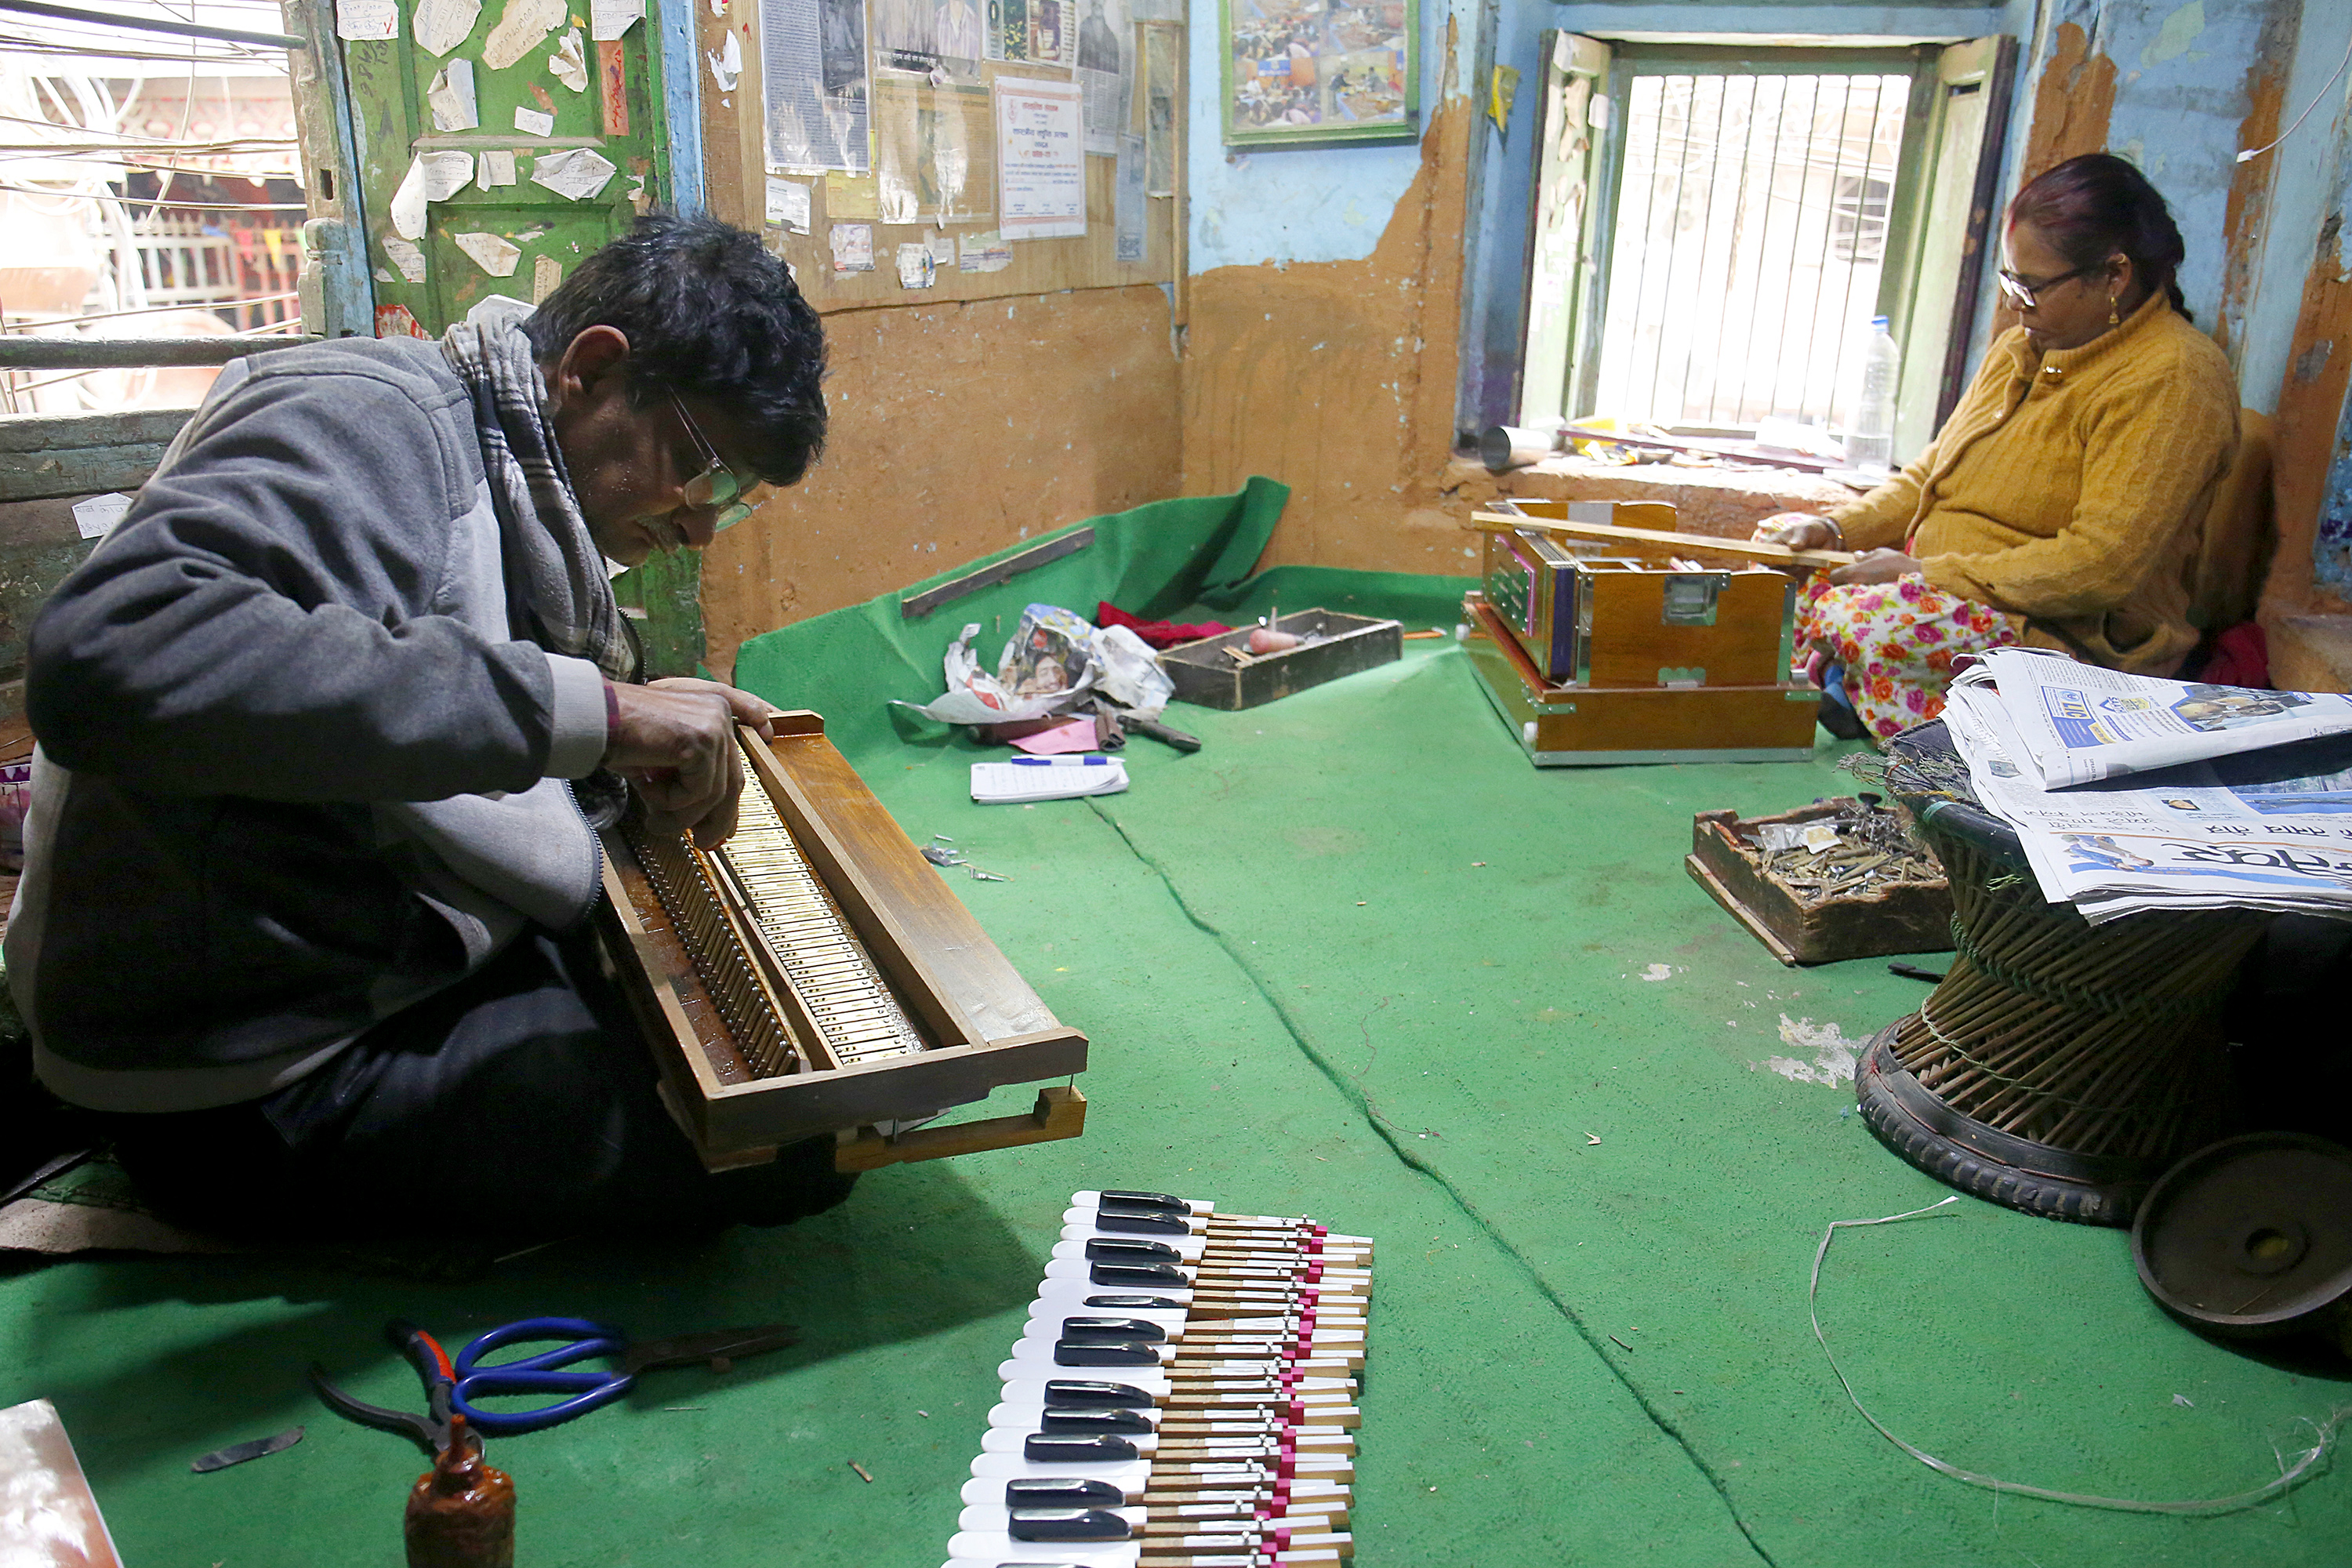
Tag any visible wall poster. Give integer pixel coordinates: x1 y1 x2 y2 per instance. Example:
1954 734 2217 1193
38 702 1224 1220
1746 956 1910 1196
761 0 872 172
1220 0 1416 146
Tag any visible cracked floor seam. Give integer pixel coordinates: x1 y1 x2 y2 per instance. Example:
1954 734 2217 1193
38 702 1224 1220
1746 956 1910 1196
1084 797 1782 1568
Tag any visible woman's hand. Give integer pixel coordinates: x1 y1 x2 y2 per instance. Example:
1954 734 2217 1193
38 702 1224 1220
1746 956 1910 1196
1751 513 1839 550
1828 549 1923 586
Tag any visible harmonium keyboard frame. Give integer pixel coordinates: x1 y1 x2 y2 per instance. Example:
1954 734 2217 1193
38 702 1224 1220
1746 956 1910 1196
593 712 1089 1175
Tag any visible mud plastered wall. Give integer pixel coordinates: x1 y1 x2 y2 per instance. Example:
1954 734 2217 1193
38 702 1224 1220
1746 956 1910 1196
699 287 1181 677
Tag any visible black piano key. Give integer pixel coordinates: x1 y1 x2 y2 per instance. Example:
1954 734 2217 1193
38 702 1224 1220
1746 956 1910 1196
1055 1339 1160 1367
1008 1508 1132 1542
1024 1433 1141 1463
1094 1209 1191 1236
1099 1189 1189 1213
1059 1316 1167 1344
1043 1380 1155 1410
1006 1476 1126 1509
1090 1262 1188 1288
1083 1294 1187 1312
1083 1238 1184 1265
1039 1407 1155 1436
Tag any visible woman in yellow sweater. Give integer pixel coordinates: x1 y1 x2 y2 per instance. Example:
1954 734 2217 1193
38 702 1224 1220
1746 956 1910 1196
1755 153 2239 741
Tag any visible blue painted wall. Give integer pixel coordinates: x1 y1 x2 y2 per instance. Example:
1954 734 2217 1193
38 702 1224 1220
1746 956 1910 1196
2239 2 2352 418
1185 0 1480 271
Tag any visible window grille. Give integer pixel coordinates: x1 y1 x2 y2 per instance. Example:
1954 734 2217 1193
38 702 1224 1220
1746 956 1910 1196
1588 70 1911 436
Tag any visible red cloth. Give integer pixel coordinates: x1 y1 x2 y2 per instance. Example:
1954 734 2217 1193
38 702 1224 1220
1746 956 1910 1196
1096 601 1231 651
2193 622 2270 688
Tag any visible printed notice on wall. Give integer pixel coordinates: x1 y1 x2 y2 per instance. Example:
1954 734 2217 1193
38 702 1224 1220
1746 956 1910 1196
994 75 1084 240
761 0 871 172
1112 130 1145 261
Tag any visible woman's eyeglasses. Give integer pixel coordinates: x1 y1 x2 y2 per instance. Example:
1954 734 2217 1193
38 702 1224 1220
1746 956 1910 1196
1995 263 2097 310
667 390 757 532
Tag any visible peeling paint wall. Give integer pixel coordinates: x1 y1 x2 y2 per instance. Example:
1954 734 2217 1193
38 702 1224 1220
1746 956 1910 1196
701 287 1181 677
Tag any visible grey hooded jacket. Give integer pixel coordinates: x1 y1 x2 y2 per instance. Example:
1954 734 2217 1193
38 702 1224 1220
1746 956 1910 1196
9 336 614 1112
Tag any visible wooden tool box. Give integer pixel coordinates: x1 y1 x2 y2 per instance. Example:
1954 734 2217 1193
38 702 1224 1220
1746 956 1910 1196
1461 499 1823 765
1160 609 1402 710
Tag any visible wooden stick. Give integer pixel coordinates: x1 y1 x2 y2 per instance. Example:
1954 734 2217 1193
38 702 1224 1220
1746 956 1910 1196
1468 510 1857 570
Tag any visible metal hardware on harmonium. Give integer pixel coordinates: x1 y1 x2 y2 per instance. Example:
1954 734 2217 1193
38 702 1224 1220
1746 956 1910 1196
942 1189 1372 1568
1461 498 1827 765
593 712 1088 1174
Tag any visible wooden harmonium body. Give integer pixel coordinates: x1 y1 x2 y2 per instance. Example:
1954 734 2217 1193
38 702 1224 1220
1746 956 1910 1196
594 712 1087 1174
1464 498 1823 765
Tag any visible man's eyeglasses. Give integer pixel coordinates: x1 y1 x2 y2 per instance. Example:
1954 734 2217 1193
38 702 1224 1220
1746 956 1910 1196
667 390 757 532
1995 263 2098 310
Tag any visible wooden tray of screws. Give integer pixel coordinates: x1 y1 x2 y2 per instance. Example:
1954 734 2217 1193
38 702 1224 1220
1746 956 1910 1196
1686 794 1954 966
1159 610 1403 710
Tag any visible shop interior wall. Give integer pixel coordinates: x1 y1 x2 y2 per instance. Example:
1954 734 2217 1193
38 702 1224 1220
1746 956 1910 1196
1176 0 2352 614
685 0 2352 676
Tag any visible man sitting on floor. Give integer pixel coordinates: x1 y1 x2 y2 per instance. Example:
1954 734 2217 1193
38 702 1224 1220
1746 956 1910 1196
10 212 851 1237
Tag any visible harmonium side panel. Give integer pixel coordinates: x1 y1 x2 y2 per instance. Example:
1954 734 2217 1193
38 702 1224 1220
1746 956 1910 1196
1581 568 1792 689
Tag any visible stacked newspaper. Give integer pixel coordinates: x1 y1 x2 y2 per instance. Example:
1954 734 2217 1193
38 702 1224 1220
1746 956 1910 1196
1940 648 2352 923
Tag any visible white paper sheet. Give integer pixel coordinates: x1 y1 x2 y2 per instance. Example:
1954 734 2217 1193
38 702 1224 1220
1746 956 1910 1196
894 241 936 289
382 235 429 281
533 253 564 299
453 230 523 275
994 76 1085 239
477 148 518 187
389 152 470 239
1074 0 1127 155
708 28 741 90
550 27 589 90
71 494 131 540
764 176 812 231
513 105 555 136
957 230 1011 271
829 221 874 271
426 57 479 130
412 0 481 56
422 150 475 198
529 146 617 199
338 0 401 39
482 0 564 70
759 0 871 174
590 0 643 39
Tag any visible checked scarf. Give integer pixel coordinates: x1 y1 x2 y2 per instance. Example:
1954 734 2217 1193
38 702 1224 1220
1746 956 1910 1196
441 311 637 685
442 309 637 829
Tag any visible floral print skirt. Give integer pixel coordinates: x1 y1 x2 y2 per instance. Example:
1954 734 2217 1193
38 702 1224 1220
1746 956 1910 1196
1796 575 2019 741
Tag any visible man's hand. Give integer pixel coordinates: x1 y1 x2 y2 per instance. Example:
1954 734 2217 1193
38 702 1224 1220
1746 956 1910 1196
603 677 784 848
1828 548 1924 586
1751 513 1839 550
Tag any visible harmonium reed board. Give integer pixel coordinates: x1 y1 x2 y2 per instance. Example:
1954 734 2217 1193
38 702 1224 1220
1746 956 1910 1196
942 1189 1370 1568
593 713 1088 1174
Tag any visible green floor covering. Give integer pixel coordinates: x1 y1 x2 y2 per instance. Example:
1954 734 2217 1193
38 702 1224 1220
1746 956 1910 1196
5 521 2350 1566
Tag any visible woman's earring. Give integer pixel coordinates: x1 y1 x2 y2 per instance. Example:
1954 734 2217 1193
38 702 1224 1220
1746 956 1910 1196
2108 295 2121 326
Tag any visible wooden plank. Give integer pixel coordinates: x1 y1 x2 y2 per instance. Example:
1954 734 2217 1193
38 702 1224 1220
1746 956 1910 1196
899 526 1094 618
0 429 183 503
832 1085 1086 1171
0 411 196 452
1469 510 1855 570
0 337 318 370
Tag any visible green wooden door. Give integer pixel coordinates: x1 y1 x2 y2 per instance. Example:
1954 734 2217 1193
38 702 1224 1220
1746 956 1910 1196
339 0 706 676
342 0 673 336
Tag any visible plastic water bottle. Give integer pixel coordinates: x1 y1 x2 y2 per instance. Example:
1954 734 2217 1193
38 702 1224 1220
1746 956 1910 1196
1848 317 1901 475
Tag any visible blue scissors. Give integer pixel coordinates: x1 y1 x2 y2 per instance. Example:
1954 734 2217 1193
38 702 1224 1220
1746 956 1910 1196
310 1316 799 1448
450 1316 636 1437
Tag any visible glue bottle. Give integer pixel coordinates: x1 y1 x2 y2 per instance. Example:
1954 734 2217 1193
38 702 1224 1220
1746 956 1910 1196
405 1416 515 1568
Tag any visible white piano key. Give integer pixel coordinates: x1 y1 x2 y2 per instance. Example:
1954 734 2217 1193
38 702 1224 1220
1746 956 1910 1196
946 1537 1142 1567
